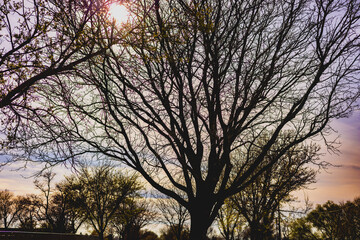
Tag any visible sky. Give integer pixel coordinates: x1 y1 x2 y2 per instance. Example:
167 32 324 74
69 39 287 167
298 110 360 204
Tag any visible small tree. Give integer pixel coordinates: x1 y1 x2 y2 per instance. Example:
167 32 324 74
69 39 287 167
216 198 245 240
340 197 360 238
289 217 320 240
50 181 87 233
64 165 142 240
308 201 342 239
159 225 190 240
289 197 360 240
156 193 190 240
14 194 42 230
33 170 56 230
140 230 160 240
0 189 17 229
38 181 86 233
109 198 155 240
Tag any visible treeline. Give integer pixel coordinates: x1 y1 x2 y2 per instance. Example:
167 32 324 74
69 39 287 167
0 165 177 240
216 196 360 240
1 164 359 240
0 165 151 240
289 198 360 239
0 165 219 240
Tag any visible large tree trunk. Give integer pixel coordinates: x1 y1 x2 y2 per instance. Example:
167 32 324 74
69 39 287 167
189 214 210 240
249 222 261 240
188 197 215 240
98 231 104 240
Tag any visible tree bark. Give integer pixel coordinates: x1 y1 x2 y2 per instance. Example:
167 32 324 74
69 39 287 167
98 231 104 240
189 214 210 240
188 197 214 240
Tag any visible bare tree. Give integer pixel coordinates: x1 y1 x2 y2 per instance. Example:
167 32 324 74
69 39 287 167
156 193 190 240
33 170 56 228
0 0 120 160
2 0 360 239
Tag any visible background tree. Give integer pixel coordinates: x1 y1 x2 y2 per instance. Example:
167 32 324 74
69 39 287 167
37 179 87 233
14 194 42 230
288 217 320 240
156 193 190 240
48 181 87 233
33 170 56 230
288 197 360 240
5 170 86 233
159 225 190 240
2 0 360 239
216 198 245 240
64 165 142 240
229 133 319 240
0 189 18 229
307 201 343 239
140 230 160 240
339 197 360 238
109 198 155 240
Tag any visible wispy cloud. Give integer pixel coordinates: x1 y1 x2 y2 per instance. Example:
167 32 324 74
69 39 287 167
342 164 360 171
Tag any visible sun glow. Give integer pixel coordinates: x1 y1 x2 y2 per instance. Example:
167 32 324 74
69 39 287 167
109 3 130 24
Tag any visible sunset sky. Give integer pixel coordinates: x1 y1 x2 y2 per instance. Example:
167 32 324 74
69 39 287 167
1 109 359 206
302 110 360 204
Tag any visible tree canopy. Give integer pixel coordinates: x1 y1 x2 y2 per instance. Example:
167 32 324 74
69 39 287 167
289 197 360 239
64 165 142 240
0 0 115 109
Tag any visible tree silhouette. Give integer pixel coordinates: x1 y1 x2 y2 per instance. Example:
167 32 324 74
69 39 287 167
14 194 42 230
109 198 154 240
2 0 360 239
156 193 190 240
